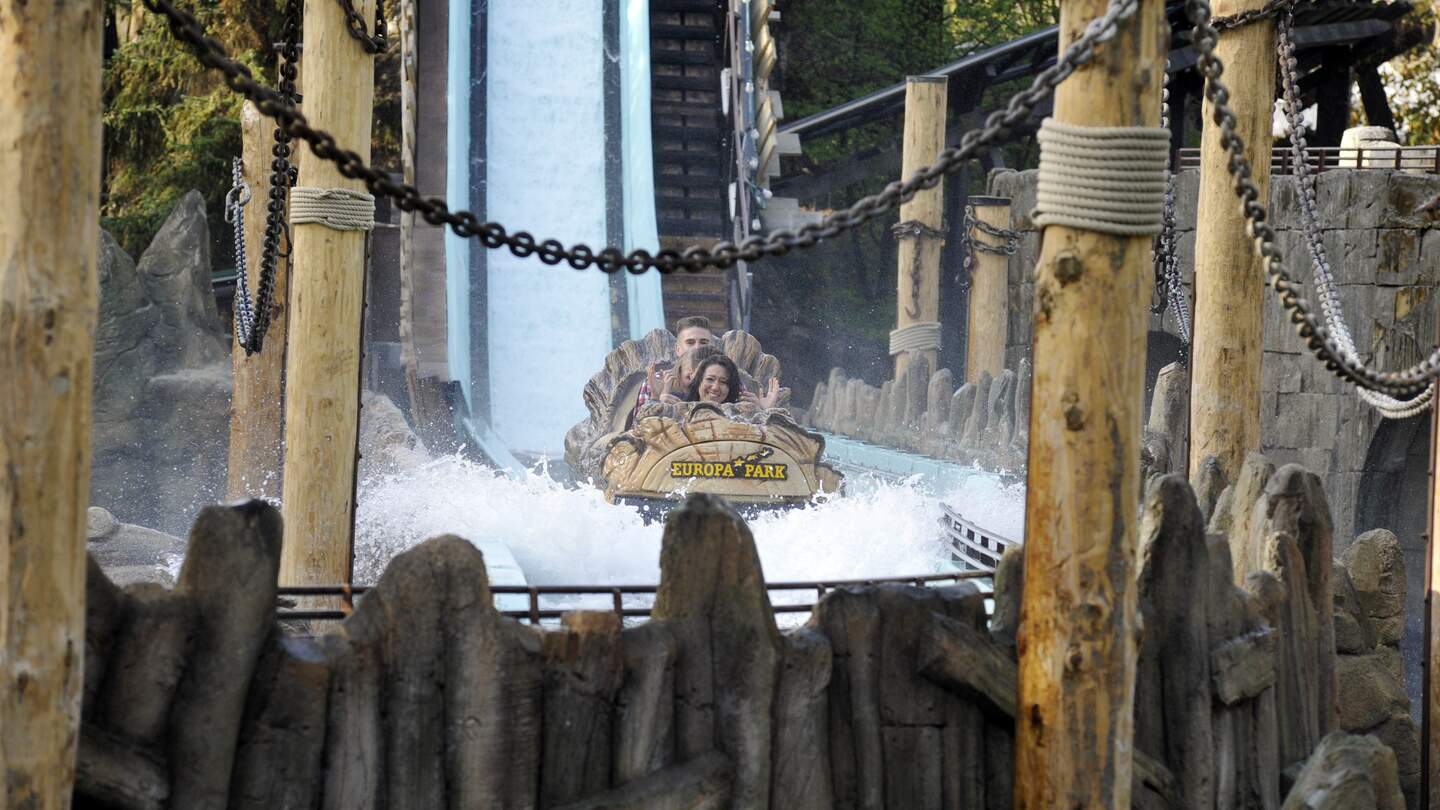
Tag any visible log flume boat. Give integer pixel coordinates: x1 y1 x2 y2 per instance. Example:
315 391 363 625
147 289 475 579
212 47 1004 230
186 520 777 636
565 329 843 516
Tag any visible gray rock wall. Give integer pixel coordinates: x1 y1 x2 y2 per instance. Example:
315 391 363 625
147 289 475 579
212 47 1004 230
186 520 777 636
989 168 1440 545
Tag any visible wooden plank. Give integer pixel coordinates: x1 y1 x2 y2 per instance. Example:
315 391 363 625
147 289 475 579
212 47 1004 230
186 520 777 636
0 0 101 803
1187 0 1277 482
226 100 289 500
893 76 947 379
1211 628 1278 706
278 0 377 591
1015 0 1166 805
966 199 1011 383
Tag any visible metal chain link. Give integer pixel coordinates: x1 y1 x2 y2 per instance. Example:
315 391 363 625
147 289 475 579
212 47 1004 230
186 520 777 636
225 157 255 337
960 204 1019 289
139 0 1140 276
337 0 387 53
234 0 303 355
1184 0 1439 397
1276 9 1432 416
1209 0 1294 31
1152 64 1191 343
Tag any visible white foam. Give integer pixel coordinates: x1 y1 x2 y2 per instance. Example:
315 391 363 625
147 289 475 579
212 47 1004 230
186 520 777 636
354 456 1026 590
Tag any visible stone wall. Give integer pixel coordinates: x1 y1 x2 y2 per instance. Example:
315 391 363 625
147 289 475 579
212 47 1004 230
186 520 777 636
989 167 1440 556
75 471 1409 809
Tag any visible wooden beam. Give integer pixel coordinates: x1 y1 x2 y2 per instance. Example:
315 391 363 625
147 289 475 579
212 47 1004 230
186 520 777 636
965 197 1011 383
227 101 291 500
1014 0 1165 806
1187 0 1277 484
893 76 948 380
278 0 378 591
0 0 102 805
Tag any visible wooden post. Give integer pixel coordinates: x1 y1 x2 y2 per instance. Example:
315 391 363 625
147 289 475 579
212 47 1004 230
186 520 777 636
398 0 419 395
226 101 292 500
1425 310 1440 805
1014 0 1165 806
965 197 1011 382
893 76 947 380
0 0 102 805
1186 0 1277 483
279 0 377 589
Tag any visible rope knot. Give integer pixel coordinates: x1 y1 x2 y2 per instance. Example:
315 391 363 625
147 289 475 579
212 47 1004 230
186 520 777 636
1032 118 1170 236
291 186 376 231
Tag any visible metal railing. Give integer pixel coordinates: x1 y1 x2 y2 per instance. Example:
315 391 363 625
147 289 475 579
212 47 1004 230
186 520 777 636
276 569 996 623
1176 145 1440 175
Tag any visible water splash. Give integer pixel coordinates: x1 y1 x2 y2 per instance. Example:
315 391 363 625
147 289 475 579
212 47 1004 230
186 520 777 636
354 455 1026 589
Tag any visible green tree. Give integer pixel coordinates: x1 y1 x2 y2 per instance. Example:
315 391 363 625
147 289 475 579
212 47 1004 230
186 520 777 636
1382 3 1439 144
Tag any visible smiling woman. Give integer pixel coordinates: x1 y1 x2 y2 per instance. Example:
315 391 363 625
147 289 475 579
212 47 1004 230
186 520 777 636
686 354 741 405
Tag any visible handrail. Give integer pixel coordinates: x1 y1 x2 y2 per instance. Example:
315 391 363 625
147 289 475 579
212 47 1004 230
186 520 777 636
1176 145 1440 175
275 569 995 622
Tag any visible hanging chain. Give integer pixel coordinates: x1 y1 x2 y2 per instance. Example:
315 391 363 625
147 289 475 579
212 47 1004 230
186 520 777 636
225 157 255 337
337 0 387 53
960 204 1019 289
1276 9 1432 416
138 0 1140 276
1152 62 1190 344
1184 0 1439 397
234 0 301 354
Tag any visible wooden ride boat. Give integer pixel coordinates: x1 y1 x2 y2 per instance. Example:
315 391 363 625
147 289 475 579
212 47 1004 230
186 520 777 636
564 328 843 514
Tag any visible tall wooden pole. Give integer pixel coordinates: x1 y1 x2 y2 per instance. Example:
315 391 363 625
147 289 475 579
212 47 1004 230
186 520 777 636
1014 0 1165 805
966 197 1011 382
279 0 377 589
1425 309 1440 805
1186 0 1277 483
227 101 292 500
0 0 102 805
893 76 947 380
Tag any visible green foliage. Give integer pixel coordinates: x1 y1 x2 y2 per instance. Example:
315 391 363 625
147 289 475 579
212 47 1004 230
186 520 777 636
101 0 402 262
1382 4 1440 144
102 0 276 260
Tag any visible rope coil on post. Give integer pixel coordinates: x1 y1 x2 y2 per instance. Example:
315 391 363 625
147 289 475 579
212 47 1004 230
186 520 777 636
290 187 376 231
889 322 943 356
1032 118 1171 236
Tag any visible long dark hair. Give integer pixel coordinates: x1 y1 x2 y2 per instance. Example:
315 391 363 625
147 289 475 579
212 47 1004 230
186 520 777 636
686 354 741 404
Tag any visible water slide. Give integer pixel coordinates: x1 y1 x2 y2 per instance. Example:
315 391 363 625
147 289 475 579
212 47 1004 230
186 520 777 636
445 0 666 462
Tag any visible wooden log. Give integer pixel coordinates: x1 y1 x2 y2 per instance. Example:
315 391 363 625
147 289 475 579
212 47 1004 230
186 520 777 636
917 611 1018 721
1254 465 1336 737
348 534 542 809
813 588 883 810
278 0 378 590
1240 582 1283 810
83 557 124 723
75 724 169 810
168 501 284 810
937 584 988 810
989 545 1024 652
0 0 102 801
96 585 195 747
1211 453 1274 566
1211 628 1279 706
229 635 333 810
320 629 382 810
1136 476 1215 809
984 720 1014 810
882 726 943 809
1187 0 1277 484
893 76 948 379
966 198 1011 383
651 494 783 810
542 612 624 807
553 750 732 810
226 100 290 500
770 627 834 810
615 622 678 783
1191 455 1228 527
1015 0 1165 806
1251 540 1322 769
1206 534 1247 809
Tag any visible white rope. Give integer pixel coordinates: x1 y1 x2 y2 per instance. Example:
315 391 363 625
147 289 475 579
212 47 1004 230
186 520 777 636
290 186 376 231
889 322 942 356
1032 118 1170 236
